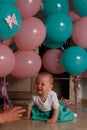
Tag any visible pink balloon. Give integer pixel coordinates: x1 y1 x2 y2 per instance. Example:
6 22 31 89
16 0 41 18
68 0 80 22
0 38 14 46
42 49 65 74
14 17 46 51
0 44 15 77
11 50 42 79
72 17 87 48
68 10 80 22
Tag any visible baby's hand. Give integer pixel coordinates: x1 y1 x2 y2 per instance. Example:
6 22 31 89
46 118 56 124
26 116 32 120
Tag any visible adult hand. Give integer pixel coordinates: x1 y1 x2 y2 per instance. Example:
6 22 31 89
0 106 26 123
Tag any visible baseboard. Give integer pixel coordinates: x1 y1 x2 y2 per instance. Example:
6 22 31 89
78 98 87 107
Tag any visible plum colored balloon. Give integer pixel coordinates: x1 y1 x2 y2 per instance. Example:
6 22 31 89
42 0 69 17
43 35 64 49
42 49 65 74
73 0 87 16
0 4 22 40
14 17 46 51
68 10 80 22
0 0 16 4
61 46 87 75
72 17 87 48
79 70 87 78
0 38 14 46
79 71 87 78
11 50 42 79
45 14 73 42
16 0 41 18
0 44 15 77
68 0 75 11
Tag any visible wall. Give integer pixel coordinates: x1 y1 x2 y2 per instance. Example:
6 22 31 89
0 74 86 106
0 75 32 106
78 78 87 100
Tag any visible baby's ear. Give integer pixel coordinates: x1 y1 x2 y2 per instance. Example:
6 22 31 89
50 84 53 90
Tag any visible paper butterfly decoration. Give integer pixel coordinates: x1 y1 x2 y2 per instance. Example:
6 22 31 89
4 13 18 29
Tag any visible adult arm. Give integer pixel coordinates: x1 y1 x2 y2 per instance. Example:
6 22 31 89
0 106 26 123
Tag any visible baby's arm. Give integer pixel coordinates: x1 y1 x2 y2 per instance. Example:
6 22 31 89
26 93 35 120
46 108 59 124
26 105 32 120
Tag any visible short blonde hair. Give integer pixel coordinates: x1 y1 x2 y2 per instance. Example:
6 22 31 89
36 72 53 85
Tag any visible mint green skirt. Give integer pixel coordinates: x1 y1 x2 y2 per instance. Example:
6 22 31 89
31 101 74 122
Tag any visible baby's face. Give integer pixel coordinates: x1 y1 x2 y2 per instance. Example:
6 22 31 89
34 75 52 95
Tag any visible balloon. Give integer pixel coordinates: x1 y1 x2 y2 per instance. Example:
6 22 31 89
61 46 87 75
43 35 64 48
42 49 65 74
79 70 87 78
68 0 75 11
72 17 87 48
0 0 16 4
10 42 18 52
73 0 87 16
0 38 14 46
11 50 42 79
0 4 22 40
0 44 15 77
45 14 73 42
42 0 69 17
16 0 41 18
14 17 46 51
68 10 80 22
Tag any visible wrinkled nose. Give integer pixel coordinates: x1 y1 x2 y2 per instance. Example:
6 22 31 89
37 83 41 88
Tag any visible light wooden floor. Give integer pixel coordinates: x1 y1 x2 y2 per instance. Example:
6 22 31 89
0 107 87 130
